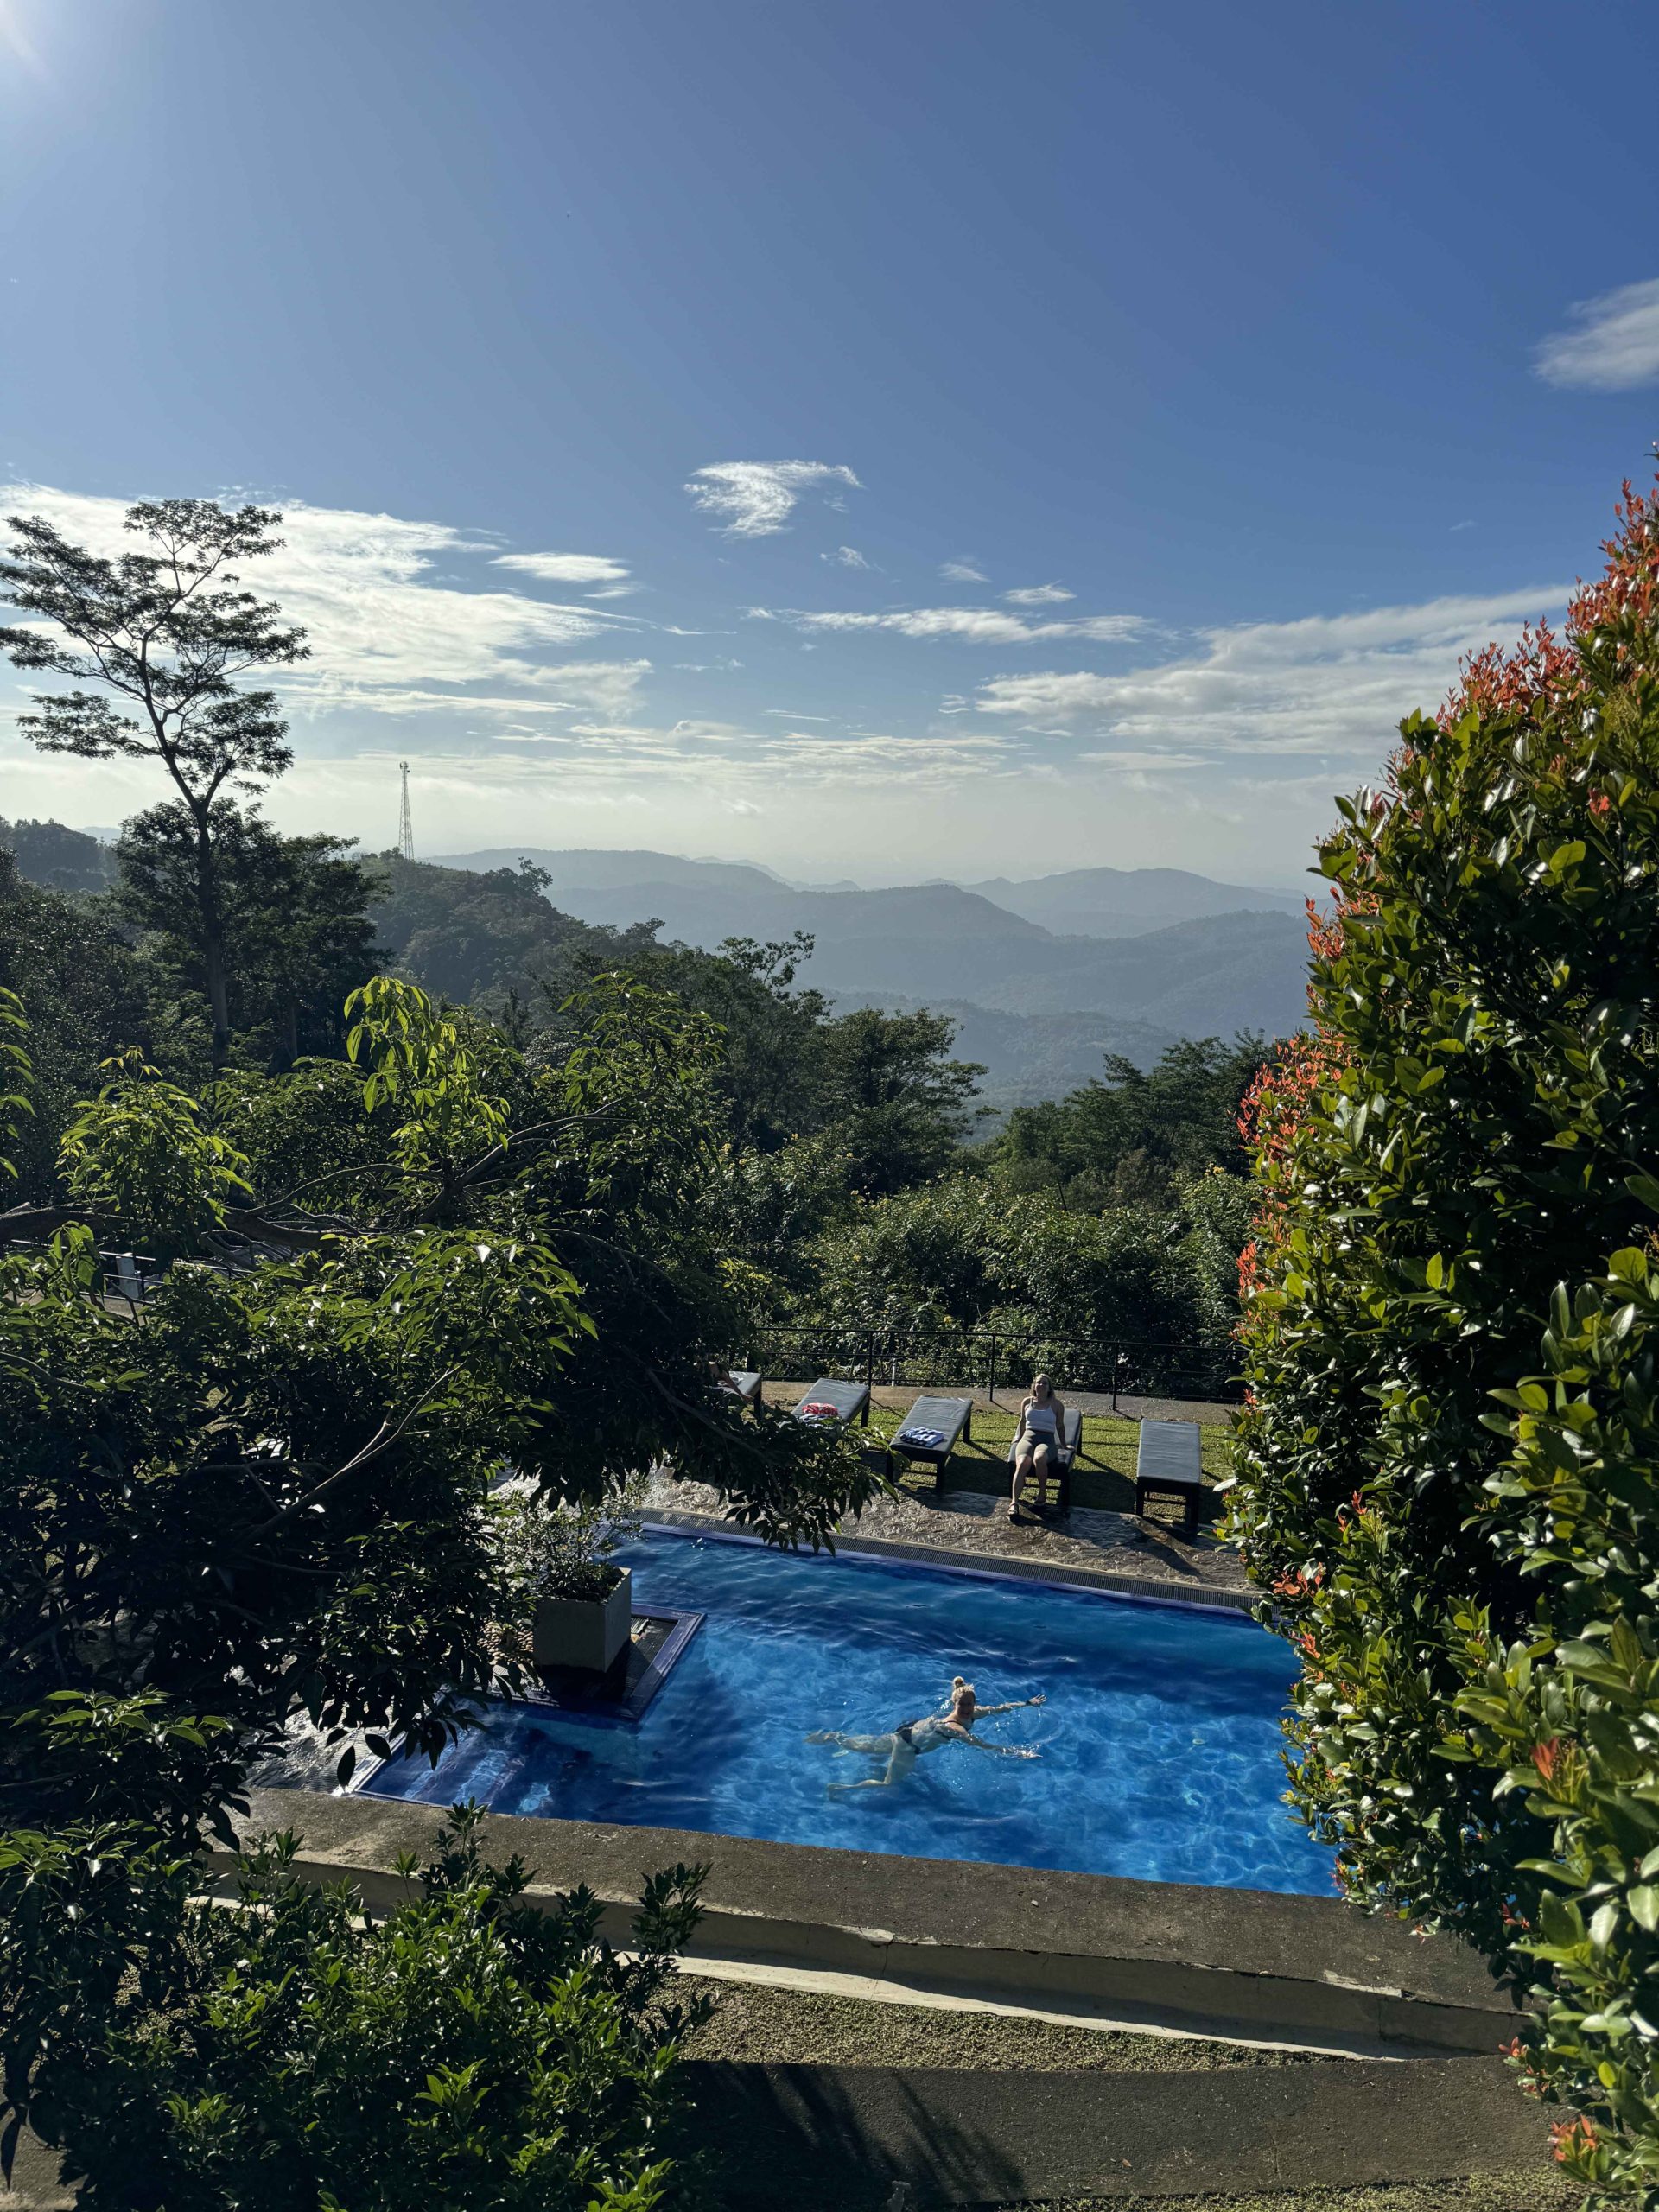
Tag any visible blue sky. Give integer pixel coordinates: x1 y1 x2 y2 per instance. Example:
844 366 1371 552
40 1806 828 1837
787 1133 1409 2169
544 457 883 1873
2 0 1656 886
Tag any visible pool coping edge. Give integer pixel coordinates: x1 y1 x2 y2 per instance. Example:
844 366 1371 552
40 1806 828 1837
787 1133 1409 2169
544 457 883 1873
639 1505 1256 1614
225 1788 1521 2062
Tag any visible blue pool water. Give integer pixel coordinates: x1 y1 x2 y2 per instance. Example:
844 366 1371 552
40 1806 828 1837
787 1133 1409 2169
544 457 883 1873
366 1528 1333 1894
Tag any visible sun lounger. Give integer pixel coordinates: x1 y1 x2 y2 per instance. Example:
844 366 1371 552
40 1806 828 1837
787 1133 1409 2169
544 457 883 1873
892 1395 974 1490
102 1250 162 1310
793 1376 887 1476
1135 1419 1204 1541
792 1376 871 1427
1007 1405 1083 1516
723 1369 764 1409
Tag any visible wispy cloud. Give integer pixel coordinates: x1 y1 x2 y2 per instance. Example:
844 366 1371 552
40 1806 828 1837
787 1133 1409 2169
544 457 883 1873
492 550 632 585
970 587 1569 758
683 461 862 537
1003 582 1073 606
279 664 654 721
823 545 871 569
1535 277 1659 391
461 721 1016 792
747 603 1146 645
0 487 650 723
940 558 988 583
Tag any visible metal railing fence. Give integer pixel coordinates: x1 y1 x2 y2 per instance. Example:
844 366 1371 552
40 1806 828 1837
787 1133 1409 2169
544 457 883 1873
728 1322 1240 1406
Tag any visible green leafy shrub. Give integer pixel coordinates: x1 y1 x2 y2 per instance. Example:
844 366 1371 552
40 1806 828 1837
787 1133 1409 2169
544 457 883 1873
5 1802 709 2211
58 1047 253 1255
803 1175 1218 1384
1228 476 1659 2200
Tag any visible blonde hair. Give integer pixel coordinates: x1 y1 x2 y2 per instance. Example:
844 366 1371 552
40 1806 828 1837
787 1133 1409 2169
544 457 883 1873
950 1675 976 1706
1030 1373 1052 1399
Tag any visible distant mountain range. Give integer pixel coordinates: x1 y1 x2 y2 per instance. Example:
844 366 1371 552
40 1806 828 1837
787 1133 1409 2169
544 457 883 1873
3 822 1311 1108
965 864 1305 938
435 847 1313 1047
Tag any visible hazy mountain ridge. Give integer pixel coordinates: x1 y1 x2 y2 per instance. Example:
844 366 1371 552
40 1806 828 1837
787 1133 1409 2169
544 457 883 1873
967 862 1306 938
435 846 1311 1041
1 829 1309 1102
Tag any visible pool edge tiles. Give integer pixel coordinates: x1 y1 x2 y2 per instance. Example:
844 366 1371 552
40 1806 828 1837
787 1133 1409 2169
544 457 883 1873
639 1510 1255 1617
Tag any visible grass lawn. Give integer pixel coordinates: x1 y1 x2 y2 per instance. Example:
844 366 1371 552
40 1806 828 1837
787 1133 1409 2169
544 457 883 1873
683 1981 1315 2075
846 1398 1232 1524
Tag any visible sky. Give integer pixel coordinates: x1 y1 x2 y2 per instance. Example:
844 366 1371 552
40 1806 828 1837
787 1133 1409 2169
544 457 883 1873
1 0 1656 890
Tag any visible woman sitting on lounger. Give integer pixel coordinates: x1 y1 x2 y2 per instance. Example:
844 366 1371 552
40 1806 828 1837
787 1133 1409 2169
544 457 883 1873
1010 1372 1067 1523
808 1677 1045 1794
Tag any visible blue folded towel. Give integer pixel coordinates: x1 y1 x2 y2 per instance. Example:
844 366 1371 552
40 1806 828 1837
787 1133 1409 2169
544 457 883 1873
897 1427 946 1449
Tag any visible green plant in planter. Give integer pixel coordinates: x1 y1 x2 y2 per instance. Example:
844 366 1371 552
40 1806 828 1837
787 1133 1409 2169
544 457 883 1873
493 1478 647 1627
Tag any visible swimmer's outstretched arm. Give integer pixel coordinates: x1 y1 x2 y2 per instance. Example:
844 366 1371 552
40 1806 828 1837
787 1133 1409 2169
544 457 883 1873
953 1726 1040 1758
970 1694 1046 1716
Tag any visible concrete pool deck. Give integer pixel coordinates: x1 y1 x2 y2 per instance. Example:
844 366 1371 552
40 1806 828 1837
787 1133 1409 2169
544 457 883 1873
644 1473 1253 1607
223 1785 1520 2062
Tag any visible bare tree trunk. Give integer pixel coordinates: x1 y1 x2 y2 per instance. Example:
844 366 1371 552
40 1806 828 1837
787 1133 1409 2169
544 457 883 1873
193 804 232 1057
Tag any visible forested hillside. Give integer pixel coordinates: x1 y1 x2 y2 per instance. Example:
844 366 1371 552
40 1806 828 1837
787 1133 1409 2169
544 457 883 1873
0 812 1268 1395
434 844 1313 1033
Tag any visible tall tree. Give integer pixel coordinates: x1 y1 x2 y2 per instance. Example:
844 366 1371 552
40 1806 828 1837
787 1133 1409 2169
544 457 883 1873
115 801 379 1065
816 1004 985 1197
0 500 308 1053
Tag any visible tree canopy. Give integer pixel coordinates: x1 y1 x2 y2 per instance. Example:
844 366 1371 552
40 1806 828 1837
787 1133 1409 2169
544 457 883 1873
0 500 308 1050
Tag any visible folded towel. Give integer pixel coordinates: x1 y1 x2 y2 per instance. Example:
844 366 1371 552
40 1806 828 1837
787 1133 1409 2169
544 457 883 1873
897 1427 946 1449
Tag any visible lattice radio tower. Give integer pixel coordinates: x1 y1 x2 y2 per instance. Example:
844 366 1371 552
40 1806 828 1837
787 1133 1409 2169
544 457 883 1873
397 760 415 860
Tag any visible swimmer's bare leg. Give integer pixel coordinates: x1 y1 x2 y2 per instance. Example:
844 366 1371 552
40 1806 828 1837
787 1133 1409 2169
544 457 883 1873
808 1730 892 1755
828 1740 918 1794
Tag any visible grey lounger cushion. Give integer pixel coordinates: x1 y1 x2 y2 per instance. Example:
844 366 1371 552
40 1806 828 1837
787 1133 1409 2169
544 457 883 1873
893 1395 973 1461
792 1376 872 1426
1136 1419 1202 1483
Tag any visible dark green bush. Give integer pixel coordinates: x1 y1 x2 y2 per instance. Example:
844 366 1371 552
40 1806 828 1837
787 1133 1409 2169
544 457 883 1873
4 1803 709 2211
1229 478 1659 2200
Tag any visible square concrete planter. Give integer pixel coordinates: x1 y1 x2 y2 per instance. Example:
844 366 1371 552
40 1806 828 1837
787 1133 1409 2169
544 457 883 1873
531 1567 632 1674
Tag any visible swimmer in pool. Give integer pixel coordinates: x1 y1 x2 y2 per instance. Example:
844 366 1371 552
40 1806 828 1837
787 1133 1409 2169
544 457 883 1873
806 1676 1046 1794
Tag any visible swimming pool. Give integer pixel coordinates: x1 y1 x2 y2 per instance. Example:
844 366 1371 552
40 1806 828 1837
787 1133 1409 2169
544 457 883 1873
365 1527 1333 1895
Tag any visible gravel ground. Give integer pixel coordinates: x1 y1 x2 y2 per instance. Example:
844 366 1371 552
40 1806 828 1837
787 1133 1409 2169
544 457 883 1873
1033 2177 1578 2212
680 1980 1318 2075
